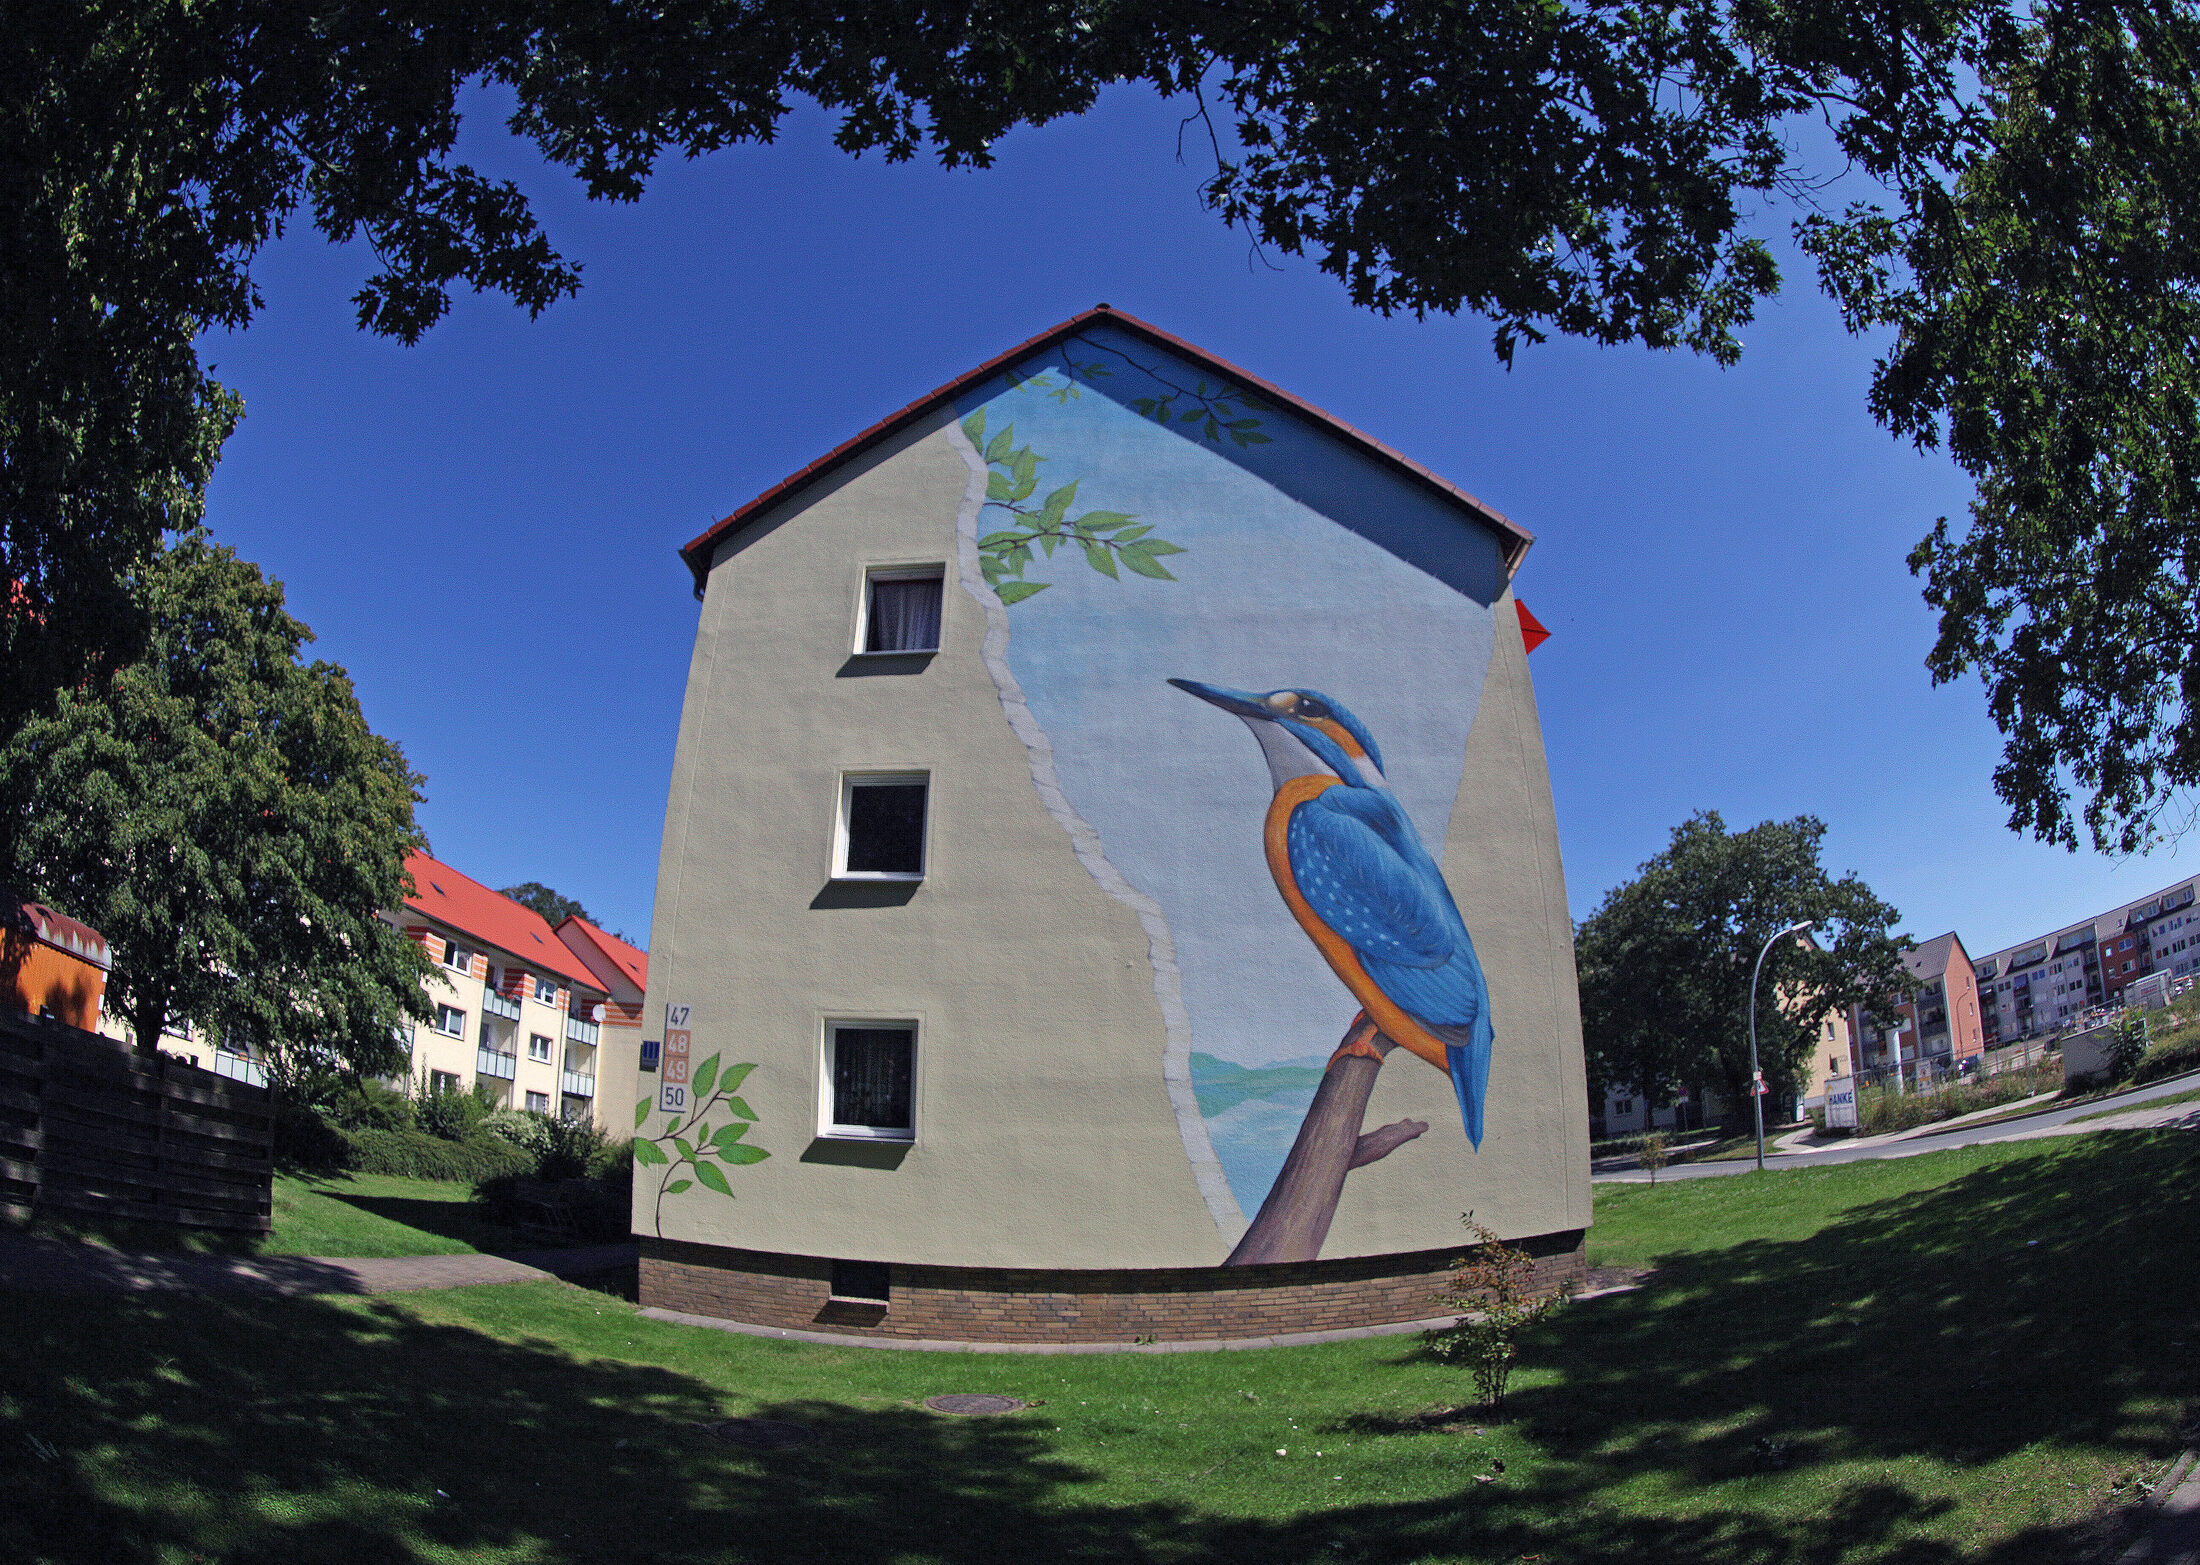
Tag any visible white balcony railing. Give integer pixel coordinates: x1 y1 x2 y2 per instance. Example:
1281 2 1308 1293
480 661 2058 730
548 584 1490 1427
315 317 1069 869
212 1050 268 1088
482 990 522 1022
560 1068 595 1098
564 1015 599 1047
476 1048 518 1081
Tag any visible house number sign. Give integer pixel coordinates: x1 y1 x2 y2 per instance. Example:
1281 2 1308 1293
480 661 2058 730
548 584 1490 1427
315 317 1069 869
659 1004 693 1114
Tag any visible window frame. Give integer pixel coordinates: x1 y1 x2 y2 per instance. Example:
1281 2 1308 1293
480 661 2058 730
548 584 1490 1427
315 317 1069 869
534 976 558 1005
441 939 472 976
818 1018 920 1143
525 1090 551 1114
854 564 946 657
832 770 930 882
433 1003 467 1038
528 1033 553 1063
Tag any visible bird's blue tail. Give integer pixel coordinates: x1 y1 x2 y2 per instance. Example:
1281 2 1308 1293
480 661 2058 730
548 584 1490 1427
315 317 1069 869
1444 1014 1494 1149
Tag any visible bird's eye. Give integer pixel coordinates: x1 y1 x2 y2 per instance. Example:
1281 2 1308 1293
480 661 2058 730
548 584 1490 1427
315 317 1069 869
1297 697 1329 719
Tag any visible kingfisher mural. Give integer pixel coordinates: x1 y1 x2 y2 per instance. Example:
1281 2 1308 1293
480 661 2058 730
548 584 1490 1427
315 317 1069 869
1168 680 1494 1263
950 321 1506 1264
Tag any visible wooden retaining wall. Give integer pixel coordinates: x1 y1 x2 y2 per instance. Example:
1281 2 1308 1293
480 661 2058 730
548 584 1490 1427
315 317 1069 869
0 1010 275 1232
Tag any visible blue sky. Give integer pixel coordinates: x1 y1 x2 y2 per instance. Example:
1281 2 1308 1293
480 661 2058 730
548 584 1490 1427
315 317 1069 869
198 82 2195 956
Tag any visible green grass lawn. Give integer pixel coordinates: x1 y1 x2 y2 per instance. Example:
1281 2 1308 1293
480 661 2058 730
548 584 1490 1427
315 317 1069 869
25 1172 542 1258
5 1132 2194 1565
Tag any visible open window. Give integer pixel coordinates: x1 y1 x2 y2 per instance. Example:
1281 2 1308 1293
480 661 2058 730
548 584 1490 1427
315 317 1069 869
834 772 928 880
821 1022 916 1141
859 568 943 654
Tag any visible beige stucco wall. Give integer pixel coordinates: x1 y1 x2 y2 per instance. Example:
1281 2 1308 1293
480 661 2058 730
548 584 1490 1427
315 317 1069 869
643 409 1591 1268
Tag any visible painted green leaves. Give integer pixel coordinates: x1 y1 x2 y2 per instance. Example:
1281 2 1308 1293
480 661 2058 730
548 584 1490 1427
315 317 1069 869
635 1056 766 1235
961 406 1186 605
1129 377 1273 449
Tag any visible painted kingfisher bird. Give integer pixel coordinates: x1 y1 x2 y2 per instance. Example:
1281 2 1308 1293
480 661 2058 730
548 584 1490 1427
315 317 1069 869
1169 679 1494 1147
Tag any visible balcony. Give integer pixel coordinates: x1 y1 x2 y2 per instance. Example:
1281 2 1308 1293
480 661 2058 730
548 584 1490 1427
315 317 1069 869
565 1015 600 1047
482 990 522 1022
560 1068 595 1098
476 1048 518 1081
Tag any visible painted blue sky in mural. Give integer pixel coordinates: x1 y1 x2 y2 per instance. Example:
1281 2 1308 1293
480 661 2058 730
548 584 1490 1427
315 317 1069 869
951 331 1502 1213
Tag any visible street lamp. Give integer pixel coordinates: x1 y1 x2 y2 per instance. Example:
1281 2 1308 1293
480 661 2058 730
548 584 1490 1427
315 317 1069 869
1750 919 1816 1170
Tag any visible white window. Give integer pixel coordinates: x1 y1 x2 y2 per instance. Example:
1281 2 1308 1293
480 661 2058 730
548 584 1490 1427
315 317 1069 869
859 568 944 654
834 772 928 880
1613 1098 1634 1116
442 939 472 975
434 1004 466 1037
535 976 557 1005
821 1021 917 1141
525 1090 550 1114
529 1033 553 1063
431 1069 461 1095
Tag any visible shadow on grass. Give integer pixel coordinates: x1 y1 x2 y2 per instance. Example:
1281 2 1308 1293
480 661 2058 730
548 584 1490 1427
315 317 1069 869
319 1191 540 1251
3 1133 2194 1565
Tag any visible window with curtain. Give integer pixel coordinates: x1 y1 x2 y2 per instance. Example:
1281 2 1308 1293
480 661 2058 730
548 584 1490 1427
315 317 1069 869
828 1025 915 1137
864 571 943 653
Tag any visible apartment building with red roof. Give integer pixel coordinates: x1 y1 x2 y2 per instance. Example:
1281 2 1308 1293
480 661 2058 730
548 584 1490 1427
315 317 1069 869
399 850 622 1127
555 915 649 1125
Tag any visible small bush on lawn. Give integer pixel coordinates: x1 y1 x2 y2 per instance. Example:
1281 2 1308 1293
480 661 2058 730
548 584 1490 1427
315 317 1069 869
1425 1216 1565 1409
535 1116 608 1182
343 1127 532 1182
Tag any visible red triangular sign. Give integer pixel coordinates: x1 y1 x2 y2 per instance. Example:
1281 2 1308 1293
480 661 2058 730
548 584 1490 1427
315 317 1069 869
1516 598 1550 654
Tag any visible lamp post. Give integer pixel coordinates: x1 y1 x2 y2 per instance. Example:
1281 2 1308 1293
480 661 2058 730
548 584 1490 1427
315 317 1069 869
1750 919 1816 1170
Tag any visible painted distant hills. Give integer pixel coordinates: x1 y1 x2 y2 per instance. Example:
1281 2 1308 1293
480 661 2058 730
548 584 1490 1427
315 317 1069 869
1189 1054 1328 1118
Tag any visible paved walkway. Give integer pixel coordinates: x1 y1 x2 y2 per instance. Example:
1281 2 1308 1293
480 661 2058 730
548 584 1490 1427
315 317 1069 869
1596 1070 2200 1182
2121 1452 2200 1565
0 1235 636 1297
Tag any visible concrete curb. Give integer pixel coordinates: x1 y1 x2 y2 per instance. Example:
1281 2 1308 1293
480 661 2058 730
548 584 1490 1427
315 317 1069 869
635 1280 1645 1355
2117 1449 2200 1564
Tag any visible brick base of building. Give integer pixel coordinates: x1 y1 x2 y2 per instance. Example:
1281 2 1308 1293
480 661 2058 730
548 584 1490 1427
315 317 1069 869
637 1229 1587 1345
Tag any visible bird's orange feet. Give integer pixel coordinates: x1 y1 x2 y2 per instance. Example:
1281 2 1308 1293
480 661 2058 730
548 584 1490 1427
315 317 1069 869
1328 1011 1393 1068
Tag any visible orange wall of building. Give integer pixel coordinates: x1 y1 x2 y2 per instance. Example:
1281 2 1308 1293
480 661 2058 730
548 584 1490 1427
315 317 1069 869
2 933 107 1032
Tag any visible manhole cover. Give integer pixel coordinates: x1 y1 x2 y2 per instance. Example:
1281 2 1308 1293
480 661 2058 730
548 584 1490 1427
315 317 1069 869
923 1394 1026 1416
704 1418 817 1449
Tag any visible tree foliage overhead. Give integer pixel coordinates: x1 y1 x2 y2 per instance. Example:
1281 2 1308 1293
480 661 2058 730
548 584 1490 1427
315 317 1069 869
0 530 433 1082
501 882 592 928
5 0 2197 844
1575 811 1909 1119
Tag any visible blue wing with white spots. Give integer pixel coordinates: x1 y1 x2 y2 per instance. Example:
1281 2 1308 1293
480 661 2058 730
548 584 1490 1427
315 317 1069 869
1285 788 1456 969
1289 785 1494 1147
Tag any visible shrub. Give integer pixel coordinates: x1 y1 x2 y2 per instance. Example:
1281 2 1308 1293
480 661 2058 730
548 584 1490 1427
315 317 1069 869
1425 1216 1565 1409
1637 1131 1670 1184
271 1096 353 1171
474 1166 634 1242
2104 1016 2151 1082
481 1109 557 1159
586 1136 634 1183
342 1127 531 1182
415 1076 492 1141
324 1077 416 1133
2132 1031 2200 1085
533 1116 608 1181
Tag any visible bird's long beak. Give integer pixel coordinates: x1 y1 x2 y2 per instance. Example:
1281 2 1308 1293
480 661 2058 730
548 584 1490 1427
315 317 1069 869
1168 678 1275 720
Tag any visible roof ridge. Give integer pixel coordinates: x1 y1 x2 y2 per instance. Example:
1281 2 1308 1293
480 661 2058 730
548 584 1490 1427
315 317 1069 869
678 304 1533 596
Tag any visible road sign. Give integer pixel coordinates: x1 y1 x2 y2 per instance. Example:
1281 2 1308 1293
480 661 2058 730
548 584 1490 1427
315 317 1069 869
658 1004 693 1114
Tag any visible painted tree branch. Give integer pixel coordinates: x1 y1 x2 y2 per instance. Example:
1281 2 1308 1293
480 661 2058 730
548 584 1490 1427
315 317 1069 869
1224 1013 1425 1266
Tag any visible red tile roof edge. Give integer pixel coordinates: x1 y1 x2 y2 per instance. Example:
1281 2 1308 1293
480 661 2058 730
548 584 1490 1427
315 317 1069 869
401 851 604 992
679 303 1534 597
556 914 649 993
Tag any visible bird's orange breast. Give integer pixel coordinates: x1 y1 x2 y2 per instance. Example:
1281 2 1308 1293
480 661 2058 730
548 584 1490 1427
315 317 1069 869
1262 777 1450 1072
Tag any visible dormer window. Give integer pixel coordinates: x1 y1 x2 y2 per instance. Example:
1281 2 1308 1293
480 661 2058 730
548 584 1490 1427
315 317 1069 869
861 569 943 654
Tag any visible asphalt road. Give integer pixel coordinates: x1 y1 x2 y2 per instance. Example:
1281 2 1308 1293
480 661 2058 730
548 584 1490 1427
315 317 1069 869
1593 1068 2200 1182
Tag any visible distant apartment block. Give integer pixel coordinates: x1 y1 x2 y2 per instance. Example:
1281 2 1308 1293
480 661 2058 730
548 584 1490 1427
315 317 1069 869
1971 875 2200 1044
1848 931 1984 1087
400 851 640 1129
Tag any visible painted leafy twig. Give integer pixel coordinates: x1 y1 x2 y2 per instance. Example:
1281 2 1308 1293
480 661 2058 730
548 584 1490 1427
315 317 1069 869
633 1056 766 1236
962 406 1184 605
1062 332 1274 449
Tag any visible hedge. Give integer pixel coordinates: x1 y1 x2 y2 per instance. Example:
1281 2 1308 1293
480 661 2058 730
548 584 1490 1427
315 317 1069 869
341 1127 533 1182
